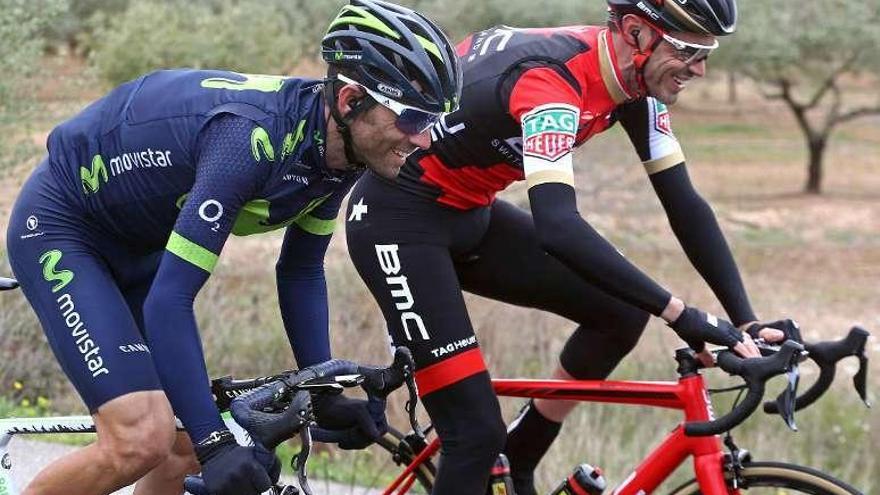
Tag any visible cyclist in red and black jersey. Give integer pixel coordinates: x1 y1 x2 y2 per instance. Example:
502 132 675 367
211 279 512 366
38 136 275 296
346 1 802 493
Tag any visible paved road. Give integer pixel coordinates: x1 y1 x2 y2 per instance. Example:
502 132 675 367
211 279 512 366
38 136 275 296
7 438 383 495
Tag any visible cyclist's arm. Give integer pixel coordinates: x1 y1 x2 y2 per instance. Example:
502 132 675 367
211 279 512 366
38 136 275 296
143 114 273 444
617 98 757 326
508 68 672 316
276 188 348 368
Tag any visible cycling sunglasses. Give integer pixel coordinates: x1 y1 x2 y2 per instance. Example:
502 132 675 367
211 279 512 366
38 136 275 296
659 31 719 65
337 74 442 135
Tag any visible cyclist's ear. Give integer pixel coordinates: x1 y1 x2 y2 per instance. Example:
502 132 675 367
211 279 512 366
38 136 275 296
630 28 642 50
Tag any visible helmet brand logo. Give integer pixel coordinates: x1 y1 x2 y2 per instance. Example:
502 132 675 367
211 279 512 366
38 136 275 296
333 51 362 61
376 83 403 98
636 1 661 21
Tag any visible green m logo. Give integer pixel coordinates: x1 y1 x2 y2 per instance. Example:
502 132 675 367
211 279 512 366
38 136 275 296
281 119 307 160
39 250 74 293
200 74 287 93
80 155 108 194
251 127 276 162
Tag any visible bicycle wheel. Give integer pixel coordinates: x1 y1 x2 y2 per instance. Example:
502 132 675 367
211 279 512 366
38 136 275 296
669 461 862 494
374 426 436 493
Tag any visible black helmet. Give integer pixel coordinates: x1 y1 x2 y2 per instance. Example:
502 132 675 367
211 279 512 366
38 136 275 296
607 0 737 36
322 0 462 114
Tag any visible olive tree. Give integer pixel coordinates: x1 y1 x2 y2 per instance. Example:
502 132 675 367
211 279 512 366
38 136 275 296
0 0 68 103
723 0 880 193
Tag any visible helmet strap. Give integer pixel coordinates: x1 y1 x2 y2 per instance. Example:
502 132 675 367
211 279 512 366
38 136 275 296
618 20 662 98
323 78 376 170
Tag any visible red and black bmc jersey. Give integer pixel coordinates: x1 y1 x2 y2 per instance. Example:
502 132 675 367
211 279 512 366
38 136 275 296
396 25 686 210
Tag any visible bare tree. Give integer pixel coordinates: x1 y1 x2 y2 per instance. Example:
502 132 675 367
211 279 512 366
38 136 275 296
720 0 880 193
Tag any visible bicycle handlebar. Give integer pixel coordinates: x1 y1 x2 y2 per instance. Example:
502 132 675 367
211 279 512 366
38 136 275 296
684 340 804 436
764 326 871 414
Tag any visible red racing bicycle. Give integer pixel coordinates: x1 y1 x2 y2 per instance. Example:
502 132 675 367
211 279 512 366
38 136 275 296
380 328 871 494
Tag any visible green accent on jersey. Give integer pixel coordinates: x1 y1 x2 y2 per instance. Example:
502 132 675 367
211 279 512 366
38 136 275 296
414 34 442 61
80 155 109 194
231 194 333 236
176 194 187 209
39 250 74 293
313 130 324 145
201 74 287 93
329 5 400 40
250 127 275 162
293 213 336 236
281 119 307 160
166 232 218 273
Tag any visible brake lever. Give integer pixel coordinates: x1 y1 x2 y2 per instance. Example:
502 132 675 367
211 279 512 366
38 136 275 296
292 427 314 495
397 351 424 439
855 352 871 408
779 362 799 431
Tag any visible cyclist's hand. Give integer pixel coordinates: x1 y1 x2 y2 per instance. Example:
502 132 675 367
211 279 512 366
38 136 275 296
670 306 760 358
743 319 802 344
695 348 715 367
193 430 279 495
312 393 387 450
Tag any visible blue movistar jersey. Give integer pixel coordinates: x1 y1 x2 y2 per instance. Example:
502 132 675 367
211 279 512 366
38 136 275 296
47 69 354 252
23 69 360 442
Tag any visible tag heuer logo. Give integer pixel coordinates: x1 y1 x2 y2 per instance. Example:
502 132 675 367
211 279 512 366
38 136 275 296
522 105 578 162
653 100 673 136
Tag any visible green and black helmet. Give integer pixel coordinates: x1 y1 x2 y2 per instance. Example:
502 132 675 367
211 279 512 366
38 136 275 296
322 0 462 115
607 0 737 36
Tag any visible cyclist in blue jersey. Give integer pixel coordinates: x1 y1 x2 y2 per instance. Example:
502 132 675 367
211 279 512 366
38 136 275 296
6 2 460 495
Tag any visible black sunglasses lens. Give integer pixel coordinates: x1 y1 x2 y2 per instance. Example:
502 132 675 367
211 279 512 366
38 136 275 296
395 109 440 135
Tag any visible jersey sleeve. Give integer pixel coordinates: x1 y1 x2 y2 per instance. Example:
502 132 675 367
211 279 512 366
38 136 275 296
275 178 354 367
143 113 274 442
616 97 686 175
507 66 581 190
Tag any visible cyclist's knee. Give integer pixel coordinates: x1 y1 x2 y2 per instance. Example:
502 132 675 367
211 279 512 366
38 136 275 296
423 374 506 468
95 391 177 478
147 432 200 483
164 432 199 477
561 311 649 379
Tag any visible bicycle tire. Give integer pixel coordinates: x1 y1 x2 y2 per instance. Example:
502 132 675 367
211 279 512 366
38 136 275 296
374 426 436 493
668 461 862 494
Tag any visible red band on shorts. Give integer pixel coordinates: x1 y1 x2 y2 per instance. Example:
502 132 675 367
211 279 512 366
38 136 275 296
414 348 487 396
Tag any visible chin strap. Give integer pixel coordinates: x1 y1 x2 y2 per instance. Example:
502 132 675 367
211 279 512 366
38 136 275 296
618 23 662 99
322 79 375 171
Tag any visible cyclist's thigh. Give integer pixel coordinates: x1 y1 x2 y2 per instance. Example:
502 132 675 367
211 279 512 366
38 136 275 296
346 172 489 389
456 199 646 326
109 251 163 332
8 167 162 412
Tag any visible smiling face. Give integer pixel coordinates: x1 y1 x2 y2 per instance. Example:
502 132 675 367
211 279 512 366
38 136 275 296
348 103 432 179
642 30 716 105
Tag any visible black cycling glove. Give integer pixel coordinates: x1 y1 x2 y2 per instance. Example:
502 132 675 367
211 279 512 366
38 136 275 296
745 319 802 343
312 393 387 450
193 430 279 495
670 306 743 352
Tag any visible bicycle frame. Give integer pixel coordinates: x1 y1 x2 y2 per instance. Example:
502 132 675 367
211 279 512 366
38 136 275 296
385 374 739 495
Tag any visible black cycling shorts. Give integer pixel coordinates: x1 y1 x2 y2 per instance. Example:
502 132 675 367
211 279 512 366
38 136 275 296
345 171 646 396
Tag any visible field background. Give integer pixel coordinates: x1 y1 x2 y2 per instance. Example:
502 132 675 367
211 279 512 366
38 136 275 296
0 48 877 494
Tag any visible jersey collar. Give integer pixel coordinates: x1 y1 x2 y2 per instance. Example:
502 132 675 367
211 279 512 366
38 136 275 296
598 29 636 104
